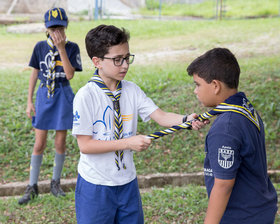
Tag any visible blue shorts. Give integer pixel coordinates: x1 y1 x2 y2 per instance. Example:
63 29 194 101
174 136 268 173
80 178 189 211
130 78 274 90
75 174 144 224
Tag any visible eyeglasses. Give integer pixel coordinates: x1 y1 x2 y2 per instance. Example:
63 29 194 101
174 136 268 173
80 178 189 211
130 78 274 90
102 54 135 66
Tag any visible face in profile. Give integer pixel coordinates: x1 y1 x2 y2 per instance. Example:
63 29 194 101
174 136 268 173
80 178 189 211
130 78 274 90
193 74 217 107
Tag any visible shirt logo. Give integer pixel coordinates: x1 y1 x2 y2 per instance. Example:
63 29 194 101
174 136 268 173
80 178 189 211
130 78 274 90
40 52 66 78
218 146 234 169
73 110 80 122
122 114 133 122
242 98 254 113
92 105 112 138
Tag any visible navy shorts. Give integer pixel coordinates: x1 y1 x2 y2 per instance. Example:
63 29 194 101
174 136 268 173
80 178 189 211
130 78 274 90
75 174 144 224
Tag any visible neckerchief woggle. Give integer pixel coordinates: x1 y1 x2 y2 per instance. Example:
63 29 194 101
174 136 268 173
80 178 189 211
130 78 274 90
89 70 126 171
146 92 260 140
46 37 68 98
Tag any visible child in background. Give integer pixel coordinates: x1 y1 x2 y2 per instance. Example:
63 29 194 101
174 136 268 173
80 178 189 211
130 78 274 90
18 7 82 205
72 24 206 223
187 48 278 224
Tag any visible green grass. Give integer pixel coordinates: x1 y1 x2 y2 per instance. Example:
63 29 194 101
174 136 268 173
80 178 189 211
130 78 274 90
0 185 208 224
141 0 280 19
0 18 280 182
1 184 279 223
0 17 279 223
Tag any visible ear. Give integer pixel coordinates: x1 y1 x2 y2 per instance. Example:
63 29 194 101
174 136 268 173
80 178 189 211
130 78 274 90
92 57 101 68
211 80 222 95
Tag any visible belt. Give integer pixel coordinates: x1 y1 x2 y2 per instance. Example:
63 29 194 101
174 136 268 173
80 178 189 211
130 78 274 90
40 82 69 88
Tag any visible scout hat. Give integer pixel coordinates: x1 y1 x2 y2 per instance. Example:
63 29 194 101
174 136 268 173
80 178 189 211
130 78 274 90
44 7 68 28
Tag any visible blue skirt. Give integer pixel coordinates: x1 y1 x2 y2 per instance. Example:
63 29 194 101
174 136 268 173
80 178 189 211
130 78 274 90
32 82 74 130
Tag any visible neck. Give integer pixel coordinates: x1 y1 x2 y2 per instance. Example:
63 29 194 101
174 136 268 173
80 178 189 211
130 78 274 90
215 89 238 106
99 74 118 91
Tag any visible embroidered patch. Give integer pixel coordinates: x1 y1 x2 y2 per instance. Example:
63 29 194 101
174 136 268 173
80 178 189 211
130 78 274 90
76 53 82 66
52 10 58 18
73 110 80 122
218 146 234 169
73 110 80 126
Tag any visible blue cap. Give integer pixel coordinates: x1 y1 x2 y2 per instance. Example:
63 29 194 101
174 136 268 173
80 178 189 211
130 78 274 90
44 8 68 28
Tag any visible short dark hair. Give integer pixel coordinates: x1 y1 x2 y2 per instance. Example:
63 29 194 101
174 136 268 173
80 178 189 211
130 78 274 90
187 48 240 89
85 25 130 59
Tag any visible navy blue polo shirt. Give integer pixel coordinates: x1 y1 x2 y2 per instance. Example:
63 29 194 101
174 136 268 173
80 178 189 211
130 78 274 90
29 40 82 82
204 111 278 223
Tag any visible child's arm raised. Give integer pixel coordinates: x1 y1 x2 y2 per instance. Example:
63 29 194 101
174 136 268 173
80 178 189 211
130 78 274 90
76 135 152 154
149 108 206 130
51 29 75 80
204 178 235 224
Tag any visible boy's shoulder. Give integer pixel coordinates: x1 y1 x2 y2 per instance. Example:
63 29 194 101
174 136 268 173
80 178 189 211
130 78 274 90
75 80 143 99
210 111 262 137
121 80 142 91
76 82 96 96
122 79 135 86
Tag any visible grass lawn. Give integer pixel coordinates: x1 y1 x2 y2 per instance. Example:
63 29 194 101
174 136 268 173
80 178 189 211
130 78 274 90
1 185 207 223
0 17 279 223
141 0 280 19
1 18 279 183
1 184 279 223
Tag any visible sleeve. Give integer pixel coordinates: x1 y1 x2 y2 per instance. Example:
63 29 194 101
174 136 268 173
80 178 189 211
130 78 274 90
206 120 242 180
72 88 94 136
68 43 82 72
29 43 40 69
135 84 158 122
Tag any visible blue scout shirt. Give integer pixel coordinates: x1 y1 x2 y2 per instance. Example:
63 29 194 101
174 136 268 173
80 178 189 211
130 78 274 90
29 40 82 82
204 105 278 223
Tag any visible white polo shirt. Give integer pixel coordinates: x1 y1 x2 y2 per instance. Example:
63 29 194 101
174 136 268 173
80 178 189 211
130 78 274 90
72 80 158 186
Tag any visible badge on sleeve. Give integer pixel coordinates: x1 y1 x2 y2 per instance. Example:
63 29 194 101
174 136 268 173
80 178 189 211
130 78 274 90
73 110 81 126
218 146 234 169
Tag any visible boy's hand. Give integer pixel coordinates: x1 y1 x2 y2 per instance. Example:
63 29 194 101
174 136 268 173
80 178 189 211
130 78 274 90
188 113 210 130
126 135 152 152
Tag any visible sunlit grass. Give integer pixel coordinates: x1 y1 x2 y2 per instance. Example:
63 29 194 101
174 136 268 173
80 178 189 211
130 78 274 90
140 0 279 19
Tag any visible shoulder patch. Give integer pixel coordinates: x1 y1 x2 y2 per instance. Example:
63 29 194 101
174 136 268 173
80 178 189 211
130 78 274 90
218 146 234 169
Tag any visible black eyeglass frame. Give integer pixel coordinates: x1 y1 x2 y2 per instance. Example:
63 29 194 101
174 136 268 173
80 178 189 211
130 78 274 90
102 54 135 66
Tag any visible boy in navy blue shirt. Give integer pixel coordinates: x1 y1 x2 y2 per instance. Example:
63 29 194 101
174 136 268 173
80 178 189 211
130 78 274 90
187 48 278 224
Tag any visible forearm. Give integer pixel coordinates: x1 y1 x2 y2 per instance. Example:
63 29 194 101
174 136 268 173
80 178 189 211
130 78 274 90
150 108 184 127
77 135 151 154
204 178 235 224
158 112 183 127
27 69 38 104
78 138 129 154
58 48 75 80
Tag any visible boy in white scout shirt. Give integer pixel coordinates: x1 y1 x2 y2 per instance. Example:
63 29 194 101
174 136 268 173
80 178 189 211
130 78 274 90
72 24 206 224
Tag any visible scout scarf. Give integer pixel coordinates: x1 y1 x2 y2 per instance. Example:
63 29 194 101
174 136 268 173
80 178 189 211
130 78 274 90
46 37 58 98
46 37 68 98
147 92 260 139
89 71 126 171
